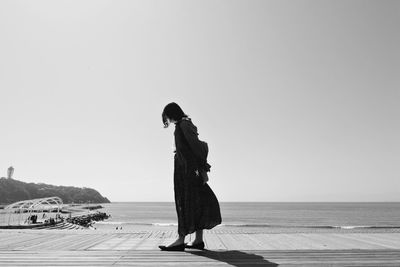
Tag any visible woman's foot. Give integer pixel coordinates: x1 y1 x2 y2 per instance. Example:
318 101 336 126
185 240 205 250
159 238 185 251
158 243 185 251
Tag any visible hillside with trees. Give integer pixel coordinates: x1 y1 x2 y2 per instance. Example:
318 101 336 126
0 177 110 205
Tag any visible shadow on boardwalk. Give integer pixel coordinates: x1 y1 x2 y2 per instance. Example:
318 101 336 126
187 250 278 266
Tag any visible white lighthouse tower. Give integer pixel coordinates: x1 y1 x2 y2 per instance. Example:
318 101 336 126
7 166 14 179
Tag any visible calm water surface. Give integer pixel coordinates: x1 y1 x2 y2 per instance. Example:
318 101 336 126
98 202 400 229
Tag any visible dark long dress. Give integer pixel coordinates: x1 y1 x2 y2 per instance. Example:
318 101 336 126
173 118 222 236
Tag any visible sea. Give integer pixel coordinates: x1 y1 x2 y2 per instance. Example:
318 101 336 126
95 202 400 231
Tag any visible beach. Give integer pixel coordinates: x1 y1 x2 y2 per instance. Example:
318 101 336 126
0 202 400 266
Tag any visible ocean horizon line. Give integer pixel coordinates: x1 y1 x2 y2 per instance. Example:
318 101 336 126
94 221 400 230
105 201 400 204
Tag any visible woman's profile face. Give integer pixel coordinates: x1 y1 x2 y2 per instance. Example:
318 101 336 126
163 116 177 128
168 118 177 124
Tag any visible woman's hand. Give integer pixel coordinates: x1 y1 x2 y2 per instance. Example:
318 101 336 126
195 169 209 184
201 171 209 184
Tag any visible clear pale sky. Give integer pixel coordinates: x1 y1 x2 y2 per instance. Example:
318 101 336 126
0 1 399 202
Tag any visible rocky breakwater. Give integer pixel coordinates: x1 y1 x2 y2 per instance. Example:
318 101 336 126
67 211 110 228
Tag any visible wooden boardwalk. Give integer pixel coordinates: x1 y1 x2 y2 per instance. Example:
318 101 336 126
0 230 400 266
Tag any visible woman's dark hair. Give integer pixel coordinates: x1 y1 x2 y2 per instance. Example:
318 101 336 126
162 102 188 128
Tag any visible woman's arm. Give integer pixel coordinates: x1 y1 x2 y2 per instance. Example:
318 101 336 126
180 120 211 172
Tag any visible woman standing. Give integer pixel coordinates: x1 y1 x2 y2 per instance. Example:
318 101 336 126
159 102 222 251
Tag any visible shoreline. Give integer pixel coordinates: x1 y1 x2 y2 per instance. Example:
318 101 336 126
40 222 400 234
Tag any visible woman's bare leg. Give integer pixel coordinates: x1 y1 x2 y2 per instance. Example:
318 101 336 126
195 230 203 243
187 230 203 245
168 234 185 247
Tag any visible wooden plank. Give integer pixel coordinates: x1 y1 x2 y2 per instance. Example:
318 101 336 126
0 234 61 250
1 230 400 266
252 233 297 250
341 233 400 248
203 232 226 250
88 234 141 250
0 250 399 266
68 234 117 250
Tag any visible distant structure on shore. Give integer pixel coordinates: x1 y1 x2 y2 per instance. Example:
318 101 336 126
1 196 63 227
7 166 14 179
